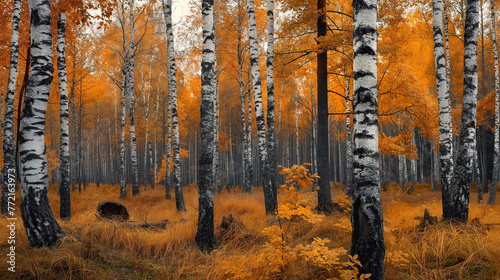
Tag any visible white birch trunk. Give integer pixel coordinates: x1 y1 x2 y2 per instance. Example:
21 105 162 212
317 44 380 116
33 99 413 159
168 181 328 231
163 0 185 210
433 0 455 219
119 0 128 197
247 0 274 213
57 13 71 219
452 0 479 222
153 90 160 189
196 0 216 251
129 0 139 196
70 72 77 190
443 0 452 91
0 72 4 133
237 1 249 191
20 0 65 247
96 104 101 187
489 0 499 205
246 83 254 192
143 65 151 186
295 91 300 165
213 77 220 193
474 140 482 202
351 0 385 276
345 76 354 196
1 0 21 215
398 154 407 189
266 0 277 200
165 83 172 199
410 132 417 183
113 87 118 184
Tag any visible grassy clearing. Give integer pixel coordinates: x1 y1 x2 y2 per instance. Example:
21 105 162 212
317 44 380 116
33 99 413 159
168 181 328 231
1 183 500 279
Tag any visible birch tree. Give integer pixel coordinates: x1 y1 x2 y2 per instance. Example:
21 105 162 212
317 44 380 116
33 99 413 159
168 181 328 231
213 78 220 193
246 84 254 192
1 71 4 134
295 91 300 165
119 0 128 197
20 0 65 247
58 13 71 219
489 0 499 205
1 0 21 215
143 62 152 186
247 0 275 213
351 0 385 277
432 0 454 219
345 76 353 196
129 0 139 196
70 68 78 190
443 0 452 89
196 0 216 251
451 0 479 222
163 0 186 211
311 82 317 178
237 0 250 193
165 84 172 199
316 0 333 212
266 0 277 202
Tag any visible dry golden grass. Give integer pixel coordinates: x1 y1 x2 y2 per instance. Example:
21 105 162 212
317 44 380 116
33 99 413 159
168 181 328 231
0 183 499 279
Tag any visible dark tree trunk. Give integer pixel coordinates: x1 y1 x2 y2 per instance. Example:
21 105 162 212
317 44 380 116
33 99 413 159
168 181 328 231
316 0 333 212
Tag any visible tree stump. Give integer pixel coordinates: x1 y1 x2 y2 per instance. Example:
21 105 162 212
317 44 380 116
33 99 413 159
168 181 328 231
416 208 437 231
217 214 245 242
97 202 130 221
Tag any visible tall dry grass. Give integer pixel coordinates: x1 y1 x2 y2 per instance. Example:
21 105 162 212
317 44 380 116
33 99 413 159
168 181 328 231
0 183 499 279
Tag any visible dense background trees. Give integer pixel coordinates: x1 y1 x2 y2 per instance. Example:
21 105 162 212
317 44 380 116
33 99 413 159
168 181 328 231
0 0 499 275
0 0 496 196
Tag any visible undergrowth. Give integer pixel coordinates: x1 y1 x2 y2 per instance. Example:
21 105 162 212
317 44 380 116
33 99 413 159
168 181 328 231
0 176 499 279
219 164 369 280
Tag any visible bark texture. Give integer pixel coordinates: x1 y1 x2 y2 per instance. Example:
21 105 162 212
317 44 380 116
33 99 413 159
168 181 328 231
345 76 354 196
237 1 250 192
432 0 454 219
196 0 216 251
246 84 254 192
163 0 185 211
1 0 21 215
452 0 479 222
316 0 333 212
266 0 277 205
489 0 499 205
119 0 128 197
20 0 65 248
247 0 275 213
165 87 172 199
129 0 139 196
351 0 385 278
57 13 71 219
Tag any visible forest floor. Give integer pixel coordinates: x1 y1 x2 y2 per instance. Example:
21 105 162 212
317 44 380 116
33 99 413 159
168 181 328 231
1 182 500 279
